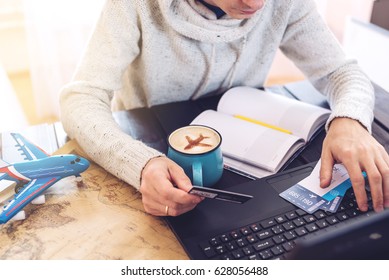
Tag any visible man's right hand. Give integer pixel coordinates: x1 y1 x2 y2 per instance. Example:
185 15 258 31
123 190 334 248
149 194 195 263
139 157 203 216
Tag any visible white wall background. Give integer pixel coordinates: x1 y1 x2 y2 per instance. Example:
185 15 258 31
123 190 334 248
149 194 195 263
343 18 389 91
268 0 376 82
23 0 105 120
0 62 28 131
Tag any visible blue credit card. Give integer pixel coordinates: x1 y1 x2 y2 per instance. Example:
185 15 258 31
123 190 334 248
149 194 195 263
279 183 329 214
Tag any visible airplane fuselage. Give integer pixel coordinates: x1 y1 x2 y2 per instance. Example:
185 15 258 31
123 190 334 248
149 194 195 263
0 155 89 182
0 154 89 224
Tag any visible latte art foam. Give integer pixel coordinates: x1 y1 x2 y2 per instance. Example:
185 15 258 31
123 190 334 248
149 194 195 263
168 126 221 154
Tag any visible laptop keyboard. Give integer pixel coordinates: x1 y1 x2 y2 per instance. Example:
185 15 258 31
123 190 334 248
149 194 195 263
198 188 374 260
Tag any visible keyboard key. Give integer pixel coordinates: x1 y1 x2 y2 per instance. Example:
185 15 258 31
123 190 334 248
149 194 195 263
253 239 274 251
260 218 276 228
231 249 244 259
282 241 296 252
246 235 258 244
250 223 261 232
242 246 255 255
313 210 326 219
338 205 347 212
346 209 361 217
271 225 284 234
283 231 297 241
292 218 305 227
282 221 295 230
275 215 286 223
336 212 349 221
326 216 339 225
220 234 230 243
296 209 307 216
256 229 273 240
295 227 308 237
209 237 220 246
316 219 329 229
285 211 297 220
215 245 227 254
225 241 238 251
230 230 241 239
346 201 357 209
305 223 318 232
201 245 217 258
240 227 251 236
272 235 286 244
236 238 248 247
259 250 273 260
303 215 316 223
271 245 285 256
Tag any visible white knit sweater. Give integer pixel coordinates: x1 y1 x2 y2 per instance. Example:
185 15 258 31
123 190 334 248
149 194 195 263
60 0 374 190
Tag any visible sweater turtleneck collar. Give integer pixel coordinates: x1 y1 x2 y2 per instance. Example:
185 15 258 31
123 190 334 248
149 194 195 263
158 0 266 43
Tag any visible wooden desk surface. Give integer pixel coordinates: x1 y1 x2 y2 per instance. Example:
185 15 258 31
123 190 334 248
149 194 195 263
0 140 188 260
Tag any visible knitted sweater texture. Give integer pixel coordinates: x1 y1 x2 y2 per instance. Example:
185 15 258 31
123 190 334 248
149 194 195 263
60 0 374 190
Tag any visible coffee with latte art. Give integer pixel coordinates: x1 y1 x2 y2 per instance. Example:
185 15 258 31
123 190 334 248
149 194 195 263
168 125 221 154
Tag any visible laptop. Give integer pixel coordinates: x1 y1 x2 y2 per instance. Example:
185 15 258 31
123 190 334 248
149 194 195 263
112 90 389 260
165 163 389 260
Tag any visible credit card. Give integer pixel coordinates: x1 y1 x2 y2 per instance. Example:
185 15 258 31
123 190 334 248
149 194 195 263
279 183 329 214
189 185 253 204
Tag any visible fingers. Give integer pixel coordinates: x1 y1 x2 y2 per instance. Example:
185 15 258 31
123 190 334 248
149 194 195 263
376 149 389 208
168 160 194 193
345 158 369 212
339 148 389 213
163 202 198 217
141 180 200 216
322 118 389 213
140 157 203 216
351 142 389 212
319 150 335 188
167 160 203 204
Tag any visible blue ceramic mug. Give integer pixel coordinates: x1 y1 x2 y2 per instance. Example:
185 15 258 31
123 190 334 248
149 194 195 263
167 125 223 187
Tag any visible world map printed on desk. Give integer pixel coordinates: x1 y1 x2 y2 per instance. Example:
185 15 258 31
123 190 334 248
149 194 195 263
0 140 186 260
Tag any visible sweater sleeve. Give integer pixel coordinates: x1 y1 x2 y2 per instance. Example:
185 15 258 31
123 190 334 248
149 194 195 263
279 0 374 132
60 0 162 190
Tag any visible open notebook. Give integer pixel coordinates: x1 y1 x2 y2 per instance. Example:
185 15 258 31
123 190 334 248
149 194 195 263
191 86 330 178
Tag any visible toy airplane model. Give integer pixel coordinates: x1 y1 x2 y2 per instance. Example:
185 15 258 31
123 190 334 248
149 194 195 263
0 133 89 224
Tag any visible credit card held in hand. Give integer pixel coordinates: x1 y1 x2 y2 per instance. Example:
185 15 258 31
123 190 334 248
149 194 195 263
189 185 253 204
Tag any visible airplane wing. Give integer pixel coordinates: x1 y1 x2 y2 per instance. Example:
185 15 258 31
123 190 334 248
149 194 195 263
0 175 60 224
10 133 49 160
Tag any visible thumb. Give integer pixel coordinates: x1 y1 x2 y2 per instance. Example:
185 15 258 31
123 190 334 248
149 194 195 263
319 155 334 189
168 161 193 192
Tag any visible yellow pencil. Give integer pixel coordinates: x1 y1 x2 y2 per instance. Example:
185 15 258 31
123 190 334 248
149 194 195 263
234 115 293 135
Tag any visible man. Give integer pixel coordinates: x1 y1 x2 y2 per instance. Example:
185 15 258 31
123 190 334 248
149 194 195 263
60 0 389 216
